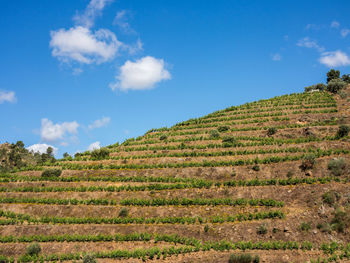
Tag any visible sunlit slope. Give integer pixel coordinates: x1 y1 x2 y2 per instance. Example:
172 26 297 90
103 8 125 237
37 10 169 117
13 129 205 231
1 89 350 263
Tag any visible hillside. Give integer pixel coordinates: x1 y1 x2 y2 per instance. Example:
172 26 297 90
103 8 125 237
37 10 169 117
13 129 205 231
1 87 350 262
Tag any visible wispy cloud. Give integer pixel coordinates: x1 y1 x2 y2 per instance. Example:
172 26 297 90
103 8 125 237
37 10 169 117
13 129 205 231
271 53 282 61
73 0 113 29
88 117 110 130
109 56 171 91
330 21 340 29
0 91 16 104
341 28 350 38
305 24 319 30
297 37 325 52
113 10 135 34
319 50 350 67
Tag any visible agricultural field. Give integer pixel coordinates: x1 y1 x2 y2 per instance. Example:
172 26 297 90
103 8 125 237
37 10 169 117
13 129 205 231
1 87 350 262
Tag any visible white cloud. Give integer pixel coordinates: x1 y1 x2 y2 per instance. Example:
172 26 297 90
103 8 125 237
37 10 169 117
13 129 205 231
126 39 143 55
40 118 79 142
319 50 350 67
272 53 282 61
341 29 350 38
297 37 325 52
331 21 340 28
305 24 319 30
74 0 113 28
113 10 135 34
73 68 83 75
0 91 16 104
27 144 58 155
109 56 171 91
50 26 122 64
88 141 101 151
88 116 110 129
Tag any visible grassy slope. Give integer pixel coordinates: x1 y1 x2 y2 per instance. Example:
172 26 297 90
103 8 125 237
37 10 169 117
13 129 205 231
0 88 350 263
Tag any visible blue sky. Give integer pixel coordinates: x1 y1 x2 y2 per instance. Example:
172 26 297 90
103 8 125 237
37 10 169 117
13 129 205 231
1 0 350 157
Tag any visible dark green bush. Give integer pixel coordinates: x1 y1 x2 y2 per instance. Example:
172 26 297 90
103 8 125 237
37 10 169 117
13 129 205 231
336 125 349 138
222 136 235 147
159 135 168 141
327 79 347 93
252 164 260 171
222 136 235 144
331 208 350 233
267 127 277 136
204 224 209 233
299 222 311 232
304 83 326 92
300 154 316 171
83 254 97 263
26 242 41 256
229 253 253 263
327 69 340 83
218 126 230 132
90 148 109 159
328 158 346 176
41 169 62 178
118 208 128 217
322 191 341 206
209 129 220 139
256 224 267 235
342 74 350 83
316 223 331 233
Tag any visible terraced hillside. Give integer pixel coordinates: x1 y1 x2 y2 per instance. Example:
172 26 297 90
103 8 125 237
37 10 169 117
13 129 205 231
1 87 350 262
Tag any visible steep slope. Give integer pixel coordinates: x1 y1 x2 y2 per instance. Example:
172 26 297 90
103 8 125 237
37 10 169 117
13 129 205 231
0 88 350 263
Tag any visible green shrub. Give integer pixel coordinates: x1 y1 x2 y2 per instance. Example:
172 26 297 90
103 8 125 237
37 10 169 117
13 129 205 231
286 170 294 178
252 256 260 263
328 158 346 176
209 129 220 139
83 255 97 263
299 222 311 232
222 136 235 144
41 169 62 178
317 223 332 233
118 208 128 217
204 224 209 233
159 135 168 141
222 136 236 147
327 79 347 93
26 242 41 256
218 126 230 132
252 164 260 171
339 90 348 99
90 148 109 160
342 74 350 83
300 154 316 171
336 125 349 138
267 127 277 136
331 208 350 233
229 253 253 263
304 83 326 92
322 191 341 206
327 69 340 83
256 224 267 235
